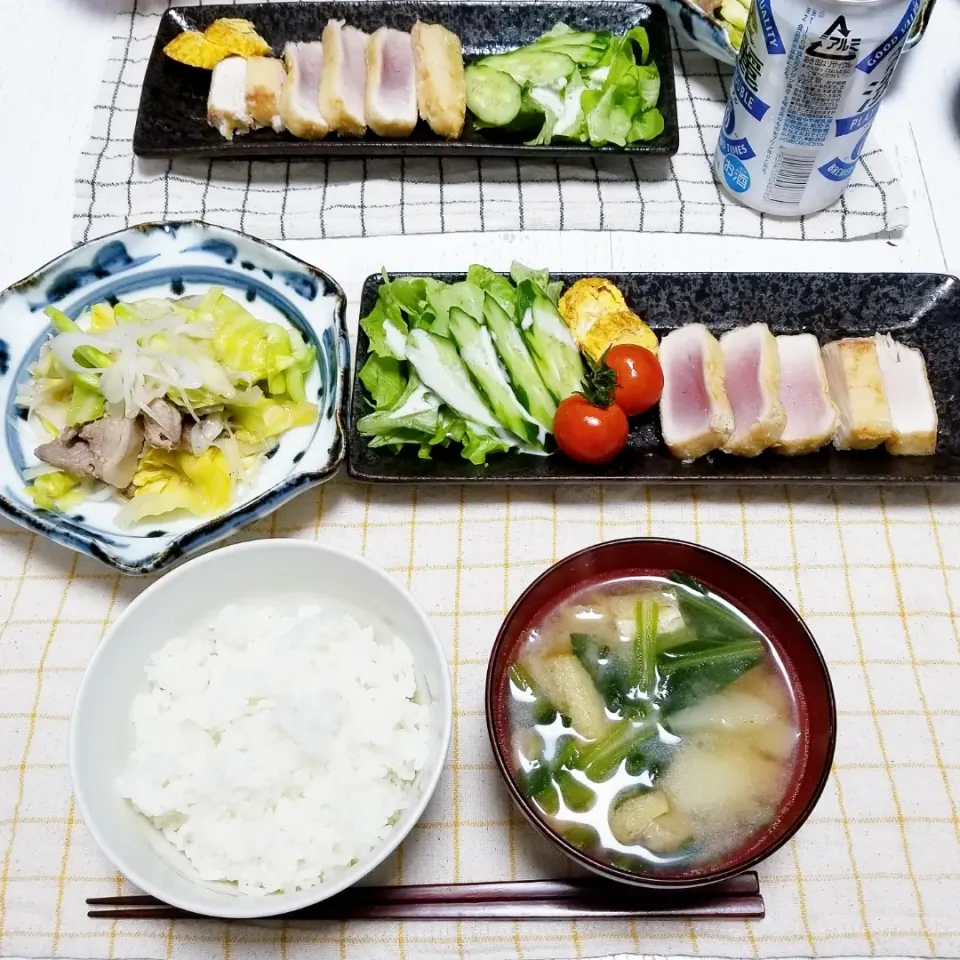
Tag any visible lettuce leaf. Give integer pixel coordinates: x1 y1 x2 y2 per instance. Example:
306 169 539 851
427 281 485 336
527 71 587 146
380 275 445 328
629 107 666 143
420 408 466 457
581 27 663 147
510 262 563 306
360 298 409 360
356 373 441 444
461 422 514 465
358 355 408 410
360 274 446 359
466 265 518 315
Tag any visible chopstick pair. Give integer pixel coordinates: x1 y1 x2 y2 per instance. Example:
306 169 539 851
88 872 763 920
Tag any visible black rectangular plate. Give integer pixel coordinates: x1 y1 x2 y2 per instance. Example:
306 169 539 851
134 1 678 159
347 271 960 484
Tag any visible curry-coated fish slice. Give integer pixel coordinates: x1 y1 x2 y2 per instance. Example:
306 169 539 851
821 337 893 450
245 57 286 132
320 20 370 136
207 57 253 140
720 323 786 457
874 334 938 456
411 22 466 139
281 42 329 140
365 28 418 137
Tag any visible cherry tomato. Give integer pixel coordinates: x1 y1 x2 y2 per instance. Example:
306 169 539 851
554 394 629 464
604 344 664 417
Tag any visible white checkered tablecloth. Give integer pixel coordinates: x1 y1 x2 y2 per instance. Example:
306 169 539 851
74 0 910 244
1 481 960 959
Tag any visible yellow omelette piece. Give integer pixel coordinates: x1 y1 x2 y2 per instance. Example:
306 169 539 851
203 18 272 57
163 30 232 69
580 308 659 362
559 277 627 343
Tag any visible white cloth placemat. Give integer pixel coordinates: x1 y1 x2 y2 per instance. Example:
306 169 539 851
73 0 909 244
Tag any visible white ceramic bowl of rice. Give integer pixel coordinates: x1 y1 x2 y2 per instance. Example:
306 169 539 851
70 540 452 919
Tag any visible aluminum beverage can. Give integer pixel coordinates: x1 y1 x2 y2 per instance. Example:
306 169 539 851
713 0 924 215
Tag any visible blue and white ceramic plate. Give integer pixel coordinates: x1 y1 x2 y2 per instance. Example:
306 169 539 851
658 0 738 64
660 0 934 65
0 222 348 575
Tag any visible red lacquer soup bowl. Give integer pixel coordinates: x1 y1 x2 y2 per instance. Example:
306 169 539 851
485 538 836 889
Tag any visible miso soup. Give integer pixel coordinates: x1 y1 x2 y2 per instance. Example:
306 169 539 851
505 572 799 873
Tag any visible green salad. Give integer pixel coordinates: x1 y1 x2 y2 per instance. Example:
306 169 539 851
358 263 583 465
465 23 664 147
19 289 318 523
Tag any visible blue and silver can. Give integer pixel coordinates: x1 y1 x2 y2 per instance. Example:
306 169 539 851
714 0 925 215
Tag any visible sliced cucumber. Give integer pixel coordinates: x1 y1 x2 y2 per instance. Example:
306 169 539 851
465 65 522 126
476 50 576 86
531 31 610 66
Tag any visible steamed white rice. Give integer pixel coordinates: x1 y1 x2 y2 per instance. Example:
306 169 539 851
119 602 430 895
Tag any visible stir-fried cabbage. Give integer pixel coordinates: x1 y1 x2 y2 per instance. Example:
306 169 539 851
28 472 84 511
21 290 319 522
117 447 234 525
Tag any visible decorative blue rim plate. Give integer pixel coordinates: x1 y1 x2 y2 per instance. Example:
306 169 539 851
0 221 349 575
659 0 935 65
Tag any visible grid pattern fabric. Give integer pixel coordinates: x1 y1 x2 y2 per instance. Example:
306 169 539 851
1 481 960 960
73 0 909 244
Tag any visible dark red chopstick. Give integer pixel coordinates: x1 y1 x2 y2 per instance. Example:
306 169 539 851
87 873 763 921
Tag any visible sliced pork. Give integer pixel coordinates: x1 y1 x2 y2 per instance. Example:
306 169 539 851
36 416 144 488
245 56 287 132
320 20 369 136
79 416 144 488
773 334 838 456
719 323 785 457
411 21 466 139
35 429 96 478
659 324 734 460
207 57 252 140
143 398 183 451
821 338 893 450
365 28 418 137
874 334 938 456
281 42 329 139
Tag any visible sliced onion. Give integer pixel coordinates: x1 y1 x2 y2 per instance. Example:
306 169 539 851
85 483 119 502
22 464 59 481
215 435 243 479
195 355 235 399
49 333 112 373
188 414 225 455
97 366 122 404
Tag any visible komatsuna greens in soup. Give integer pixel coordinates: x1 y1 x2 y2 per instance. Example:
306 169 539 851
506 573 799 872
